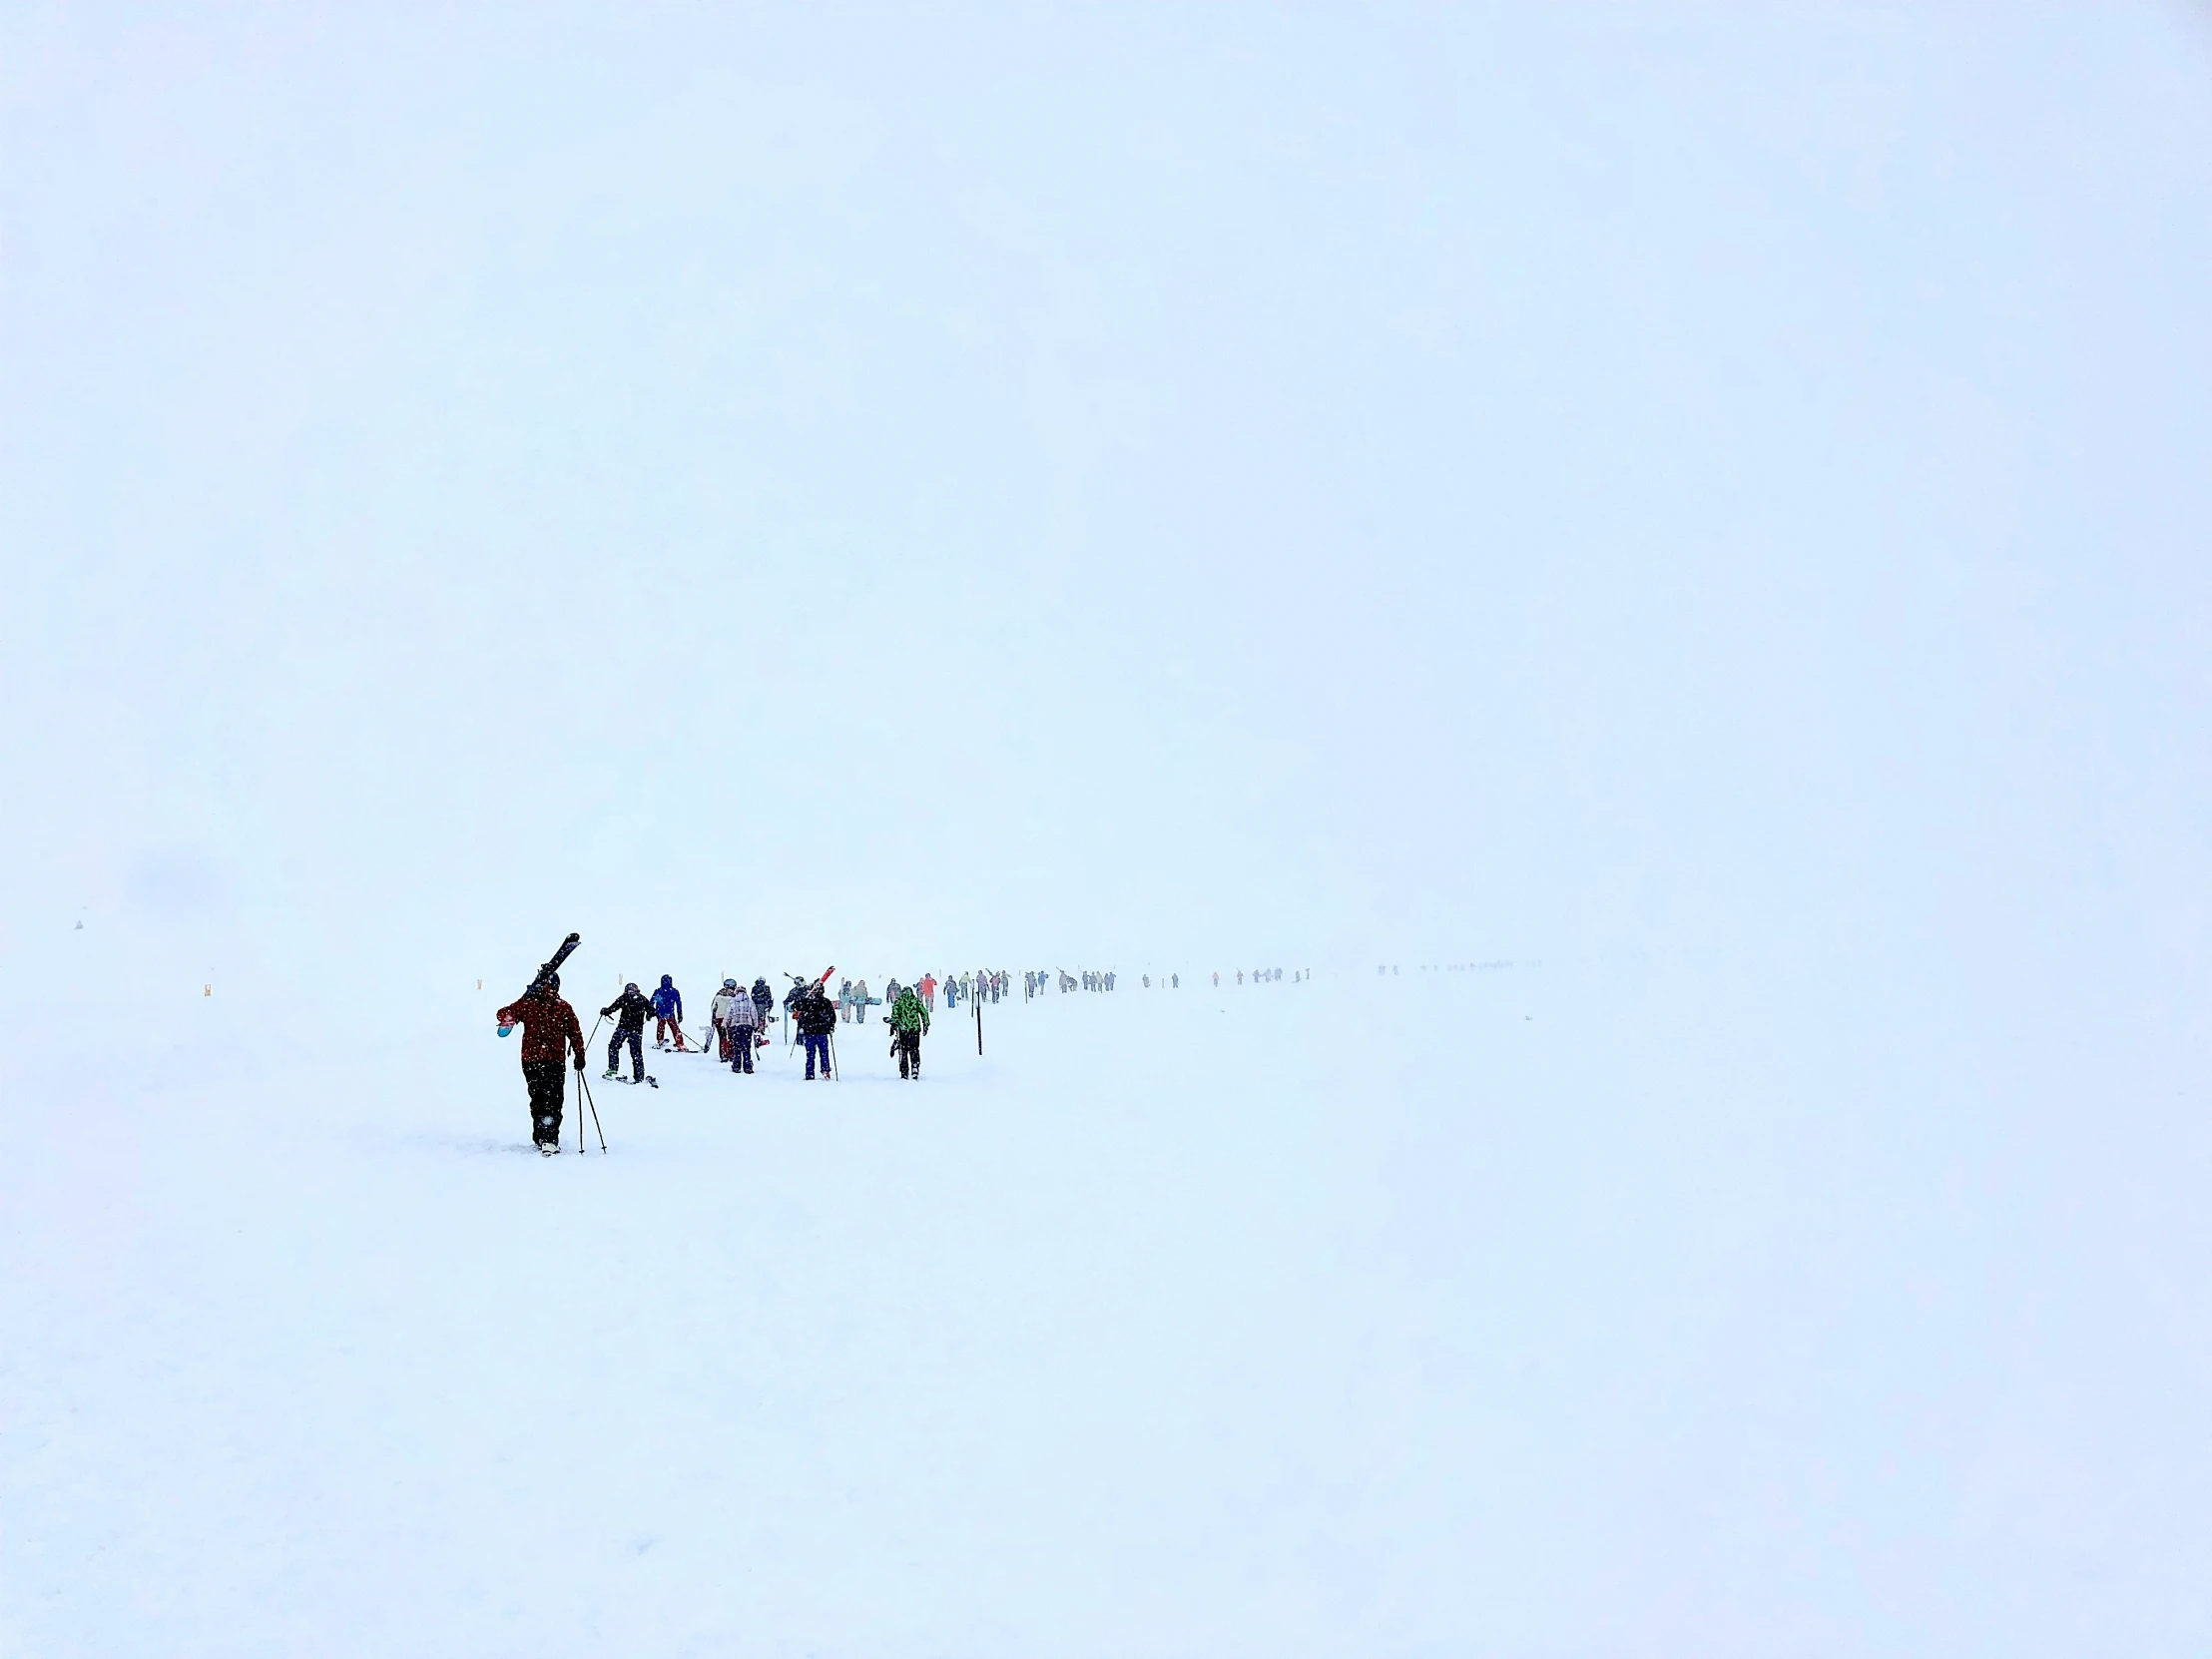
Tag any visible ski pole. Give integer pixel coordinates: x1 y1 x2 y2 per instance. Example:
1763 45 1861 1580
829 1028 838 1081
576 1066 606 1153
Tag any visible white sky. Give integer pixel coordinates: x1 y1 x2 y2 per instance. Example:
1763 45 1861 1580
3 4 2209 1001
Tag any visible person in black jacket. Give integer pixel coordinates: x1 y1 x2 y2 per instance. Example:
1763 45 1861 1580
794 981 838 1079
600 981 653 1082
750 977 775 1042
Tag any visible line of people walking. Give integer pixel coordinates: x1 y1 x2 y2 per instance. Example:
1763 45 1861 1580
498 946 1296 1154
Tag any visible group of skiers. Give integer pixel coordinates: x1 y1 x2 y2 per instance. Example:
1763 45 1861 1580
585 975 686 1083
942 970 1006 1008
495 948 1257 1156
494 966 943 1154
708 976 779 1074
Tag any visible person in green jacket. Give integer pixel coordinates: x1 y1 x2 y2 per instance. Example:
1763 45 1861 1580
888 983 930 1081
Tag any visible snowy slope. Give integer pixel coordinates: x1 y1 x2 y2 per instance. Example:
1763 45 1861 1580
6 958 2209 1656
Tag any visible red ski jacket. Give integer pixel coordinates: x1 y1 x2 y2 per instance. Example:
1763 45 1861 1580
497 990 586 1067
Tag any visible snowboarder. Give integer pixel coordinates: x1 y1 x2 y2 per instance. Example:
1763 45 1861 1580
837 977 853 1023
496 972 587 1154
888 981 929 1079
794 978 838 1079
651 974 687 1050
850 976 870 1024
601 982 653 1082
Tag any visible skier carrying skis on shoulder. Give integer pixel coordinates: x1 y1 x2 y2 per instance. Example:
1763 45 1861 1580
750 976 775 1042
601 981 653 1083
651 974 687 1051
888 980 929 1080
496 972 587 1155
795 976 838 1080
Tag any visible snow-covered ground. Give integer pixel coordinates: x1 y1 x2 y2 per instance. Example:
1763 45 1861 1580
6 13 2212 1649
6 953 2207 1655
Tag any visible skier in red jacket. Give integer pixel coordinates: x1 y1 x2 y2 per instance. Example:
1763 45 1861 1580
496 973 588 1155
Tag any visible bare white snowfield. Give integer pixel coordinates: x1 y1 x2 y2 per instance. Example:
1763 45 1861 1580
5 2 2212 1655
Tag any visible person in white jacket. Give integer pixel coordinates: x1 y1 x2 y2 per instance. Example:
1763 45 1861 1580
728 977 761 1074
709 978 740 1063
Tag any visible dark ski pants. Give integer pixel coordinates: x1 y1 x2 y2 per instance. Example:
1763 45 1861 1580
804 1032 831 1078
523 1060 566 1145
731 1026 756 1073
609 1026 644 1080
896 1030 921 1079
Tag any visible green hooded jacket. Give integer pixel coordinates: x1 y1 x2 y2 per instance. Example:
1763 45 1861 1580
890 987 930 1035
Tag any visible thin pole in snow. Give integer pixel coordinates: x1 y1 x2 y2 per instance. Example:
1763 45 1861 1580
576 1066 605 1153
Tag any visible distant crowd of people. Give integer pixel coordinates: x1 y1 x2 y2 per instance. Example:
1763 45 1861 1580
495 937 1317 1154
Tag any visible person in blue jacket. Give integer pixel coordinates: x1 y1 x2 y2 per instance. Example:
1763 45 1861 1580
651 974 688 1051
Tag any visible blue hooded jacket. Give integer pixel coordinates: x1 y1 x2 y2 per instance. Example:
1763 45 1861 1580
652 975 682 1020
